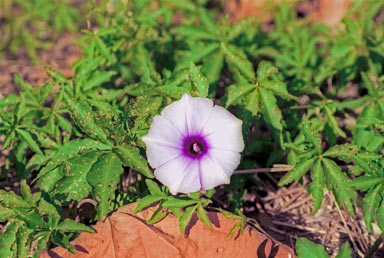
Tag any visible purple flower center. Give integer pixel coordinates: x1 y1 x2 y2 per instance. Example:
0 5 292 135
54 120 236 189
183 135 209 159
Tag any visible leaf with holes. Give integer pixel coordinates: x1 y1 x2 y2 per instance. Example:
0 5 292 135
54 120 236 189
87 152 124 220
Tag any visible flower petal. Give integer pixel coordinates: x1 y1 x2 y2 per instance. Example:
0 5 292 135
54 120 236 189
154 156 201 194
204 105 244 152
142 115 183 149
144 141 182 168
199 155 230 190
209 148 241 177
161 94 214 136
188 95 215 134
160 94 190 136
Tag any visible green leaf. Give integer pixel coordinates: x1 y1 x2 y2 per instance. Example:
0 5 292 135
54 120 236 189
259 87 283 132
308 159 325 213
221 42 255 80
87 152 124 220
189 63 209 98
146 206 167 224
57 219 94 233
243 89 260 116
82 71 116 92
302 116 322 153
225 83 255 108
324 106 346 138
37 138 111 181
172 26 218 40
219 208 242 220
66 97 110 143
0 190 32 209
361 72 376 95
262 80 296 101
296 237 328 258
351 176 384 191
114 145 154 178
162 197 198 208
16 129 43 155
322 158 356 216
0 222 19 257
279 157 316 186
377 202 384 231
134 195 164 213
52 151 100 202
155 85 189 99
196 203 212 228
226 222 241 240
227 18 254 41
145 179 163 196
335 242 352 258
362 183 383 232
179 205 197 236
16 226 32 258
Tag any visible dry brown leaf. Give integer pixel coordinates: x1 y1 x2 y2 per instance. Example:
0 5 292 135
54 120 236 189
311 0 350 27
39 202 295 258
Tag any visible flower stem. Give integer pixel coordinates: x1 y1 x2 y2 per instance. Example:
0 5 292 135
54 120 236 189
234 165 293 174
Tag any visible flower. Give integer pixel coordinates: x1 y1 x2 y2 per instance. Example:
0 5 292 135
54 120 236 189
142 94 244 194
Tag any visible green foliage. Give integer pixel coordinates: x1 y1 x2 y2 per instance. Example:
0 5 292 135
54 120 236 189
1 0 384 256
296 237 352 258
0 0 87 62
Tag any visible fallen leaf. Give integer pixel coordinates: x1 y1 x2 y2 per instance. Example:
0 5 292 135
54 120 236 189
39 202 295 258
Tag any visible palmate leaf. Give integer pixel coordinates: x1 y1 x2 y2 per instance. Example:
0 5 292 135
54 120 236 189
221 42 255 80
51 151 101 202
36 138 112 181
87 152 124 220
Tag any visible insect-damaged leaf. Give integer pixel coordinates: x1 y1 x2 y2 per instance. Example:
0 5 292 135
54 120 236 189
52 151 101 202
87 152 123 220
114 144 154 178
362 183 383 232
221 42 255 80
225 83 255 108
66 97 110 143
302 116 322 153
189 63 209 98
307 159 325 213
322 158 356 216
37 138 111 181
259 87 283 132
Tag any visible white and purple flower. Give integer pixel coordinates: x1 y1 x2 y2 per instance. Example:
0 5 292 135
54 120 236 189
142 94 244 194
